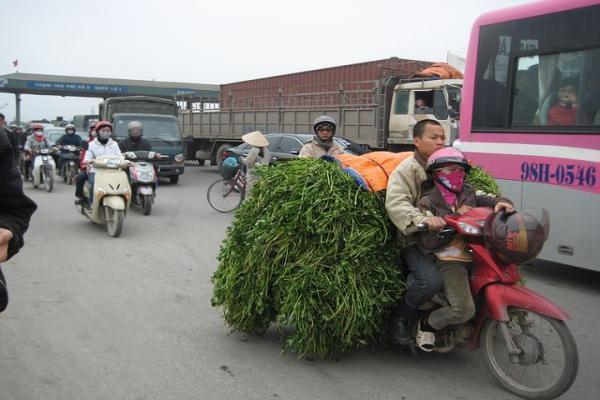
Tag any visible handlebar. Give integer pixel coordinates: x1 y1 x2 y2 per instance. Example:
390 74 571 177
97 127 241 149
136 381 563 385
416 222 456 237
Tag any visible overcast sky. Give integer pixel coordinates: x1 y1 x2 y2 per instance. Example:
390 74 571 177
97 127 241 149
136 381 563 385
1 0 533 123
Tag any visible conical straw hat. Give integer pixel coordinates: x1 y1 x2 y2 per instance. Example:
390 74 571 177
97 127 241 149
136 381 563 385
242 131 269 147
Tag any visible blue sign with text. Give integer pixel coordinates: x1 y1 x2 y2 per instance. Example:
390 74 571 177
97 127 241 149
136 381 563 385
26 80 129 94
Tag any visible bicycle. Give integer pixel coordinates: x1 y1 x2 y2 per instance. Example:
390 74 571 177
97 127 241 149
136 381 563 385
207 166 246 213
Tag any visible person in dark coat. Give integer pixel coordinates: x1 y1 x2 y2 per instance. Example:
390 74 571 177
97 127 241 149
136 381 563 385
118 121 153 152
0 128 37 312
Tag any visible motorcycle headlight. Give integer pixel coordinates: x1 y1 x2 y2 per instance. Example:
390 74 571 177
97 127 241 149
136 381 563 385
174 154 184 163
458 222 482 235
106 159 119 169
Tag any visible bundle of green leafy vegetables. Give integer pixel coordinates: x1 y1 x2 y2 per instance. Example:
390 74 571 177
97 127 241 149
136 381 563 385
212 159 499 359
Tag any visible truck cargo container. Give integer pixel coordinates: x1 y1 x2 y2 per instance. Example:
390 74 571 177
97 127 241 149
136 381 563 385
178 58 462 165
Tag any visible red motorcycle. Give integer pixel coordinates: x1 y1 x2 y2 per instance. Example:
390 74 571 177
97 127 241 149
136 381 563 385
413 207 578 400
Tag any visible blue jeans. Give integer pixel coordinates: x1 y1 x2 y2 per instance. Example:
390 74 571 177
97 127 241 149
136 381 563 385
87 173 95 203
394 244 444 319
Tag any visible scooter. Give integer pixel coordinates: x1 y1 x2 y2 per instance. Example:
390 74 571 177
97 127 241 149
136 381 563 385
58 145 81 185
410 207 578 400
78 155 132 238
30 148 56 192
124 151 167 216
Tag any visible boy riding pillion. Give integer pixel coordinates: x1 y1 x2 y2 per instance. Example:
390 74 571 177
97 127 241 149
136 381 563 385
417 148 513 336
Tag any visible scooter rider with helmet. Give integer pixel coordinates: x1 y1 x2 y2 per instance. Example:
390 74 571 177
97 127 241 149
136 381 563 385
118 121 152 152
56 124 82 172
299 115 344 158
24 124 52 184
78 121 121 205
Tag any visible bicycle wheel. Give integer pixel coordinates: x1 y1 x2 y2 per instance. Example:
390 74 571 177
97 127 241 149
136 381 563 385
207 178 243 213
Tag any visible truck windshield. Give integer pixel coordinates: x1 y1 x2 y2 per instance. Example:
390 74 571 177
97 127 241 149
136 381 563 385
114 116 180 142
447 86 462 113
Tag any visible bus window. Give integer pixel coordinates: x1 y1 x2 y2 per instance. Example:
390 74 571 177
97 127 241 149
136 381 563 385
472 4 600 131
511 48 600 128
511 57 539 125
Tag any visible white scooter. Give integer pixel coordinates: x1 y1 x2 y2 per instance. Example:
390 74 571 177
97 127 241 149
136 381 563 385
31 148 56 192
78 155 132 237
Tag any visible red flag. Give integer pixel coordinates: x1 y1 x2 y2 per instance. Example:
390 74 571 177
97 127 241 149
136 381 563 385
12 59 18 67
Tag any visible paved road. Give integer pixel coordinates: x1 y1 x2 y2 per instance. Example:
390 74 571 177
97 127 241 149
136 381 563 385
1 165 599 400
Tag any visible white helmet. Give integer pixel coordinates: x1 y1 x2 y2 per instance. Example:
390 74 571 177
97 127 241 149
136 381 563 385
127 121 143 138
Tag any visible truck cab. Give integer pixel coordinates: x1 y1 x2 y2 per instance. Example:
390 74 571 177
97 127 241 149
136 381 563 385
388 79 462 150
112 113 185 183
99 96 185 183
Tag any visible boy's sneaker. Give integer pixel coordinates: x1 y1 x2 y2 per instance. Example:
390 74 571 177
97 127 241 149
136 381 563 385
74 197 83 205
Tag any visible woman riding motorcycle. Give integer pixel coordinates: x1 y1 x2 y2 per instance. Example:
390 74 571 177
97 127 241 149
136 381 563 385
23 124 54 186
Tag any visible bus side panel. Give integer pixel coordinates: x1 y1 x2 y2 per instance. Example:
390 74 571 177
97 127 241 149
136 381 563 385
519 181 599 271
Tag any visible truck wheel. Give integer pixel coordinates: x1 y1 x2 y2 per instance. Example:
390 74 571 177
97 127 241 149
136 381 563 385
169 175 179 184
215 144 233 169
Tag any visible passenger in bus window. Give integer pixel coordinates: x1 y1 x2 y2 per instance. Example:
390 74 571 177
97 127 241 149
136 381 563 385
547 79 579 125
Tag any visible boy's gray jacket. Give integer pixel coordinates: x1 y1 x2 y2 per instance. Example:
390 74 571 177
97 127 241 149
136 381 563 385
385 152 429 248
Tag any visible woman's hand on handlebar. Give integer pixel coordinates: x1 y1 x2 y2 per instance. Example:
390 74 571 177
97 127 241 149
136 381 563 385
495 201 514 214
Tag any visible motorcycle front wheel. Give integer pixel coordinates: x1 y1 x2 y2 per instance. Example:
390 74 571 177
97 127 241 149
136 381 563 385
480 308 578 400
105 207 124 238
43 166 54 192
67 166 76 185
141 194 152 216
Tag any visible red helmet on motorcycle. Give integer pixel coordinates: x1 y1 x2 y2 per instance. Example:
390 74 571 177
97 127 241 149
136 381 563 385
484 209 550 264
94 120 113 132
30 123 44 131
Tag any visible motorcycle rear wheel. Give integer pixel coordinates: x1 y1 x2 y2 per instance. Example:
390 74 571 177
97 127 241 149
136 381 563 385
480 308 578 400
141 194 152 216
105 207 124 238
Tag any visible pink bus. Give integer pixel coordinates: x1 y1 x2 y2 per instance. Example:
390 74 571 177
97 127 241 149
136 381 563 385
455 0 600 271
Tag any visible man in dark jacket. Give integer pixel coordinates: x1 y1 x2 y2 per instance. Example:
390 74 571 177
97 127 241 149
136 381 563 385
0 129 37 312
56 124 83 172
118 121 153 152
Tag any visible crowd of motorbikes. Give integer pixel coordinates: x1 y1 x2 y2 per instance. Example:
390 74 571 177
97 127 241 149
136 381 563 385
17 144 165 238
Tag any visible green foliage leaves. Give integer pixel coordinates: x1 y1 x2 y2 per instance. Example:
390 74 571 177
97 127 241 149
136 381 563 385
466 166 500 195
212 159 405 359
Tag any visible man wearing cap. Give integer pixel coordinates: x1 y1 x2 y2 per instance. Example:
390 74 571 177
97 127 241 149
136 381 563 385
241 131 271 194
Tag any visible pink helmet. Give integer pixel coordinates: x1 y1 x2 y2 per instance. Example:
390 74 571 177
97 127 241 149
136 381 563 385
426 147 471 173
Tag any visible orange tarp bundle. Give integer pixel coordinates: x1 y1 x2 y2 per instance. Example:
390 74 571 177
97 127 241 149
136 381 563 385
335 151 413 192
412 62 463 79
